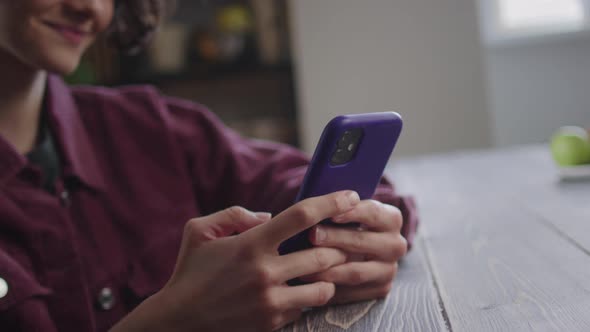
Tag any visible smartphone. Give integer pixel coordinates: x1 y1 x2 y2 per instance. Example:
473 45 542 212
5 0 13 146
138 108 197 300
278 112 403 256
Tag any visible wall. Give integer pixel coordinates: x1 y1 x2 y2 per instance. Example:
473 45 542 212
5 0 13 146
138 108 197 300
288 0 492 156
484 37 590 146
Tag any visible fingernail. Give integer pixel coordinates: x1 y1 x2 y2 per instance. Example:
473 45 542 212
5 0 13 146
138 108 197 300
347 191 360 205
315 226 327 243
254 212 272 220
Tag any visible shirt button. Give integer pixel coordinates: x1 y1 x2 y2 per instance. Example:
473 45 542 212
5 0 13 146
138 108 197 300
0 278 7 299
96 287 116 311
59 190 71 207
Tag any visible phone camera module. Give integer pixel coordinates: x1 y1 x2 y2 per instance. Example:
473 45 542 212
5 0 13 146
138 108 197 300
331 128 363 165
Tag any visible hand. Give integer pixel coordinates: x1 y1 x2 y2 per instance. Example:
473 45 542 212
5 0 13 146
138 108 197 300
111 190 360 332
304 200 407 304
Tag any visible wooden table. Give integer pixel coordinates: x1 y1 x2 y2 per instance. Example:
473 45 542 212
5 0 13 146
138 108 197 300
282 145 590 331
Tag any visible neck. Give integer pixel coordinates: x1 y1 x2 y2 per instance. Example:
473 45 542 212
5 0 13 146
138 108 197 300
0 49 48 154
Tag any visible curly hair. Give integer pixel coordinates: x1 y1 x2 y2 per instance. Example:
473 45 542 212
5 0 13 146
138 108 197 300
107 0 176 54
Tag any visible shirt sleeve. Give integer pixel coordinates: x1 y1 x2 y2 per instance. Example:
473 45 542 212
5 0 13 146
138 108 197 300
163 96 418 248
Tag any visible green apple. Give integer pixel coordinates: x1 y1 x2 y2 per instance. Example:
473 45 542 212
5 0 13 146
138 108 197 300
550 126 590 166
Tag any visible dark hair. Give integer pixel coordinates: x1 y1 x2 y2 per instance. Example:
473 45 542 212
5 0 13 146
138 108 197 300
107 0 176 54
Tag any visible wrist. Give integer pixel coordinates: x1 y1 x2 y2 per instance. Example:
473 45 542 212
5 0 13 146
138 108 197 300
110 290 172 332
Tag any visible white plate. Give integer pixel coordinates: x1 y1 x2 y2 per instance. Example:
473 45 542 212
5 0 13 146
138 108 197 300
557 164 590 181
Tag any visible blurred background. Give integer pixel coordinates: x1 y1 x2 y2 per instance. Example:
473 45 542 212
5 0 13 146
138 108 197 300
69 0 590 157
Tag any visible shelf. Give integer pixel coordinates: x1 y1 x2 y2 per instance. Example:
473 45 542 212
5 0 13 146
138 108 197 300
117 63 293 85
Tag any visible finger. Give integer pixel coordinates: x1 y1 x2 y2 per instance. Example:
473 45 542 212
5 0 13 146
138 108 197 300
271 247 347 282
189 207 272 242
330 281 394 305
272 281 335 310
301 261 397 286
311 226 407 261
249 190 360 249
332 200 403 232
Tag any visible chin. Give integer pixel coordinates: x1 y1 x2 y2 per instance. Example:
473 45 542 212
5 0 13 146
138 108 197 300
8 38 87 77
30 46 84 76
45 57 81 76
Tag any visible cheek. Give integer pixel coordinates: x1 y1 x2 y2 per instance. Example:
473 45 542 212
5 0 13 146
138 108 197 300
96 0 115 33
20 0 60 13
0 0 57 34
0 3 30 45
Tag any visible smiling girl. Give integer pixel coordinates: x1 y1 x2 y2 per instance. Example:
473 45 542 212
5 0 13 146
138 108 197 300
0 1 417 331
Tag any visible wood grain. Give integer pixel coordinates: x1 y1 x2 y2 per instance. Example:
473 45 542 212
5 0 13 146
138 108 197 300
388 146 590 332
506 148 590 253
280 238 447 331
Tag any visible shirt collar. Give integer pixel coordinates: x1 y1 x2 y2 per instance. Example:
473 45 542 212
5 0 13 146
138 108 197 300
0 137 27 186
45 74 106 192
0 75 105 191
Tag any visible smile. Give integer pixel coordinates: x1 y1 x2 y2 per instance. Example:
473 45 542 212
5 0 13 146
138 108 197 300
42 21 90 45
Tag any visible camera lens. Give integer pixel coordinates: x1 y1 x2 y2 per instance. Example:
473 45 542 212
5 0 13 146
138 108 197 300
337 131 353 148
330 148 348 164
331 128 364 165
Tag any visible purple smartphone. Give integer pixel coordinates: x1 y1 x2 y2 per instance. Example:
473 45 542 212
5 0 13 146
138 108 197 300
278 112 403 256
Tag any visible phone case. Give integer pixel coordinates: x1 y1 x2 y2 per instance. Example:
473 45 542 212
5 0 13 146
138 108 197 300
278 112 403 256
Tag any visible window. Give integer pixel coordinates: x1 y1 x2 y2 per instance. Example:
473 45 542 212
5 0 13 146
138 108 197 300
478 0 589 45
499 0 584 30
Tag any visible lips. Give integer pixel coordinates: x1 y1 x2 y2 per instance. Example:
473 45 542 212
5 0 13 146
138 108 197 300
43 21 90 45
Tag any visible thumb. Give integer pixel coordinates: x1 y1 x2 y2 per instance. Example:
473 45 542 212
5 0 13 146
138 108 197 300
197 207 272 241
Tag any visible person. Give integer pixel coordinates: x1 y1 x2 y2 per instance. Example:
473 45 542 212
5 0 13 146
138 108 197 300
0 1 418 331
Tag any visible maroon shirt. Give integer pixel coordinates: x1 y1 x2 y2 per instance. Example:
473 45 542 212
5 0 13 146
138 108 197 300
0 75 418 331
